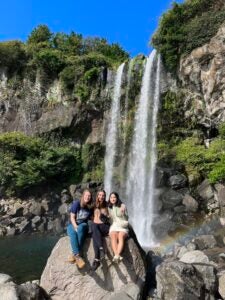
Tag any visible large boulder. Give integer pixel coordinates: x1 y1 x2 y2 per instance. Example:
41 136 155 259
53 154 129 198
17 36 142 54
40 236 146 300
0 273 46 300
168 174 187 189
156 260 205 300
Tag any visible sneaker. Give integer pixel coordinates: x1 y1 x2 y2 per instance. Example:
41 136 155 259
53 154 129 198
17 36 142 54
91 259 100 271
112 255 119 263
99 248 105 260
67 254 76 264
75 255 86 269
118 255 123 262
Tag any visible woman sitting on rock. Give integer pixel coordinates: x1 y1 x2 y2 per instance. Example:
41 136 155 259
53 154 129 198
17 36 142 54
108 192 129 263
67 189 93 269
91 189 110 271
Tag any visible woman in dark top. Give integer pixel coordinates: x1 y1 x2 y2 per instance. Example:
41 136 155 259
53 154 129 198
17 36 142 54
91 189 110 271
67 189 93 269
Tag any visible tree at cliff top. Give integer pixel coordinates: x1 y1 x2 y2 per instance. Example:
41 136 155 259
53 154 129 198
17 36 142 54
152 0 225 72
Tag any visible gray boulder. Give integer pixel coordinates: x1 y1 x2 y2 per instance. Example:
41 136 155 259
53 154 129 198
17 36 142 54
169 174 187 189
161 189 183 209
0 273 13 284
179 250 217 297
182 194 198 212
197 179 214 202
0 282 19 300
219 273 225 300
40 236 146 300
156 260 204 300
192 235 217 250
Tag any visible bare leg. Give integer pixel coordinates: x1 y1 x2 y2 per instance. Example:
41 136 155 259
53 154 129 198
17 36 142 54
110 231 119 256
117 231 127 256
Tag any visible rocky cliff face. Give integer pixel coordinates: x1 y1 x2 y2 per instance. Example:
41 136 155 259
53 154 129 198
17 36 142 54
0 67 115 144
179 24 225 129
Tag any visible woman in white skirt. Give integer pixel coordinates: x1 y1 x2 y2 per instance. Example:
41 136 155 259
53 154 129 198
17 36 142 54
108 192 129 262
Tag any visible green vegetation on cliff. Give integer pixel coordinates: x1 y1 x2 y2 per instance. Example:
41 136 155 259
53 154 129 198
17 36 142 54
152 0 225 72
0 132 82 196
158 90 225 185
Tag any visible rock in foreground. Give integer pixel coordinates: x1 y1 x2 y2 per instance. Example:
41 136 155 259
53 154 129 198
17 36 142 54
40 236 146 300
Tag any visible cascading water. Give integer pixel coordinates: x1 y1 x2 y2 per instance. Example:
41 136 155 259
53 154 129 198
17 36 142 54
104 63 125 196
125 50 161 248
145 54 161 247
124 58 134 130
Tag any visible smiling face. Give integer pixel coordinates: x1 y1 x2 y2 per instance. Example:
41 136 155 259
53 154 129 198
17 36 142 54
97 191 105 203
83 191 91 204
109 193 117 205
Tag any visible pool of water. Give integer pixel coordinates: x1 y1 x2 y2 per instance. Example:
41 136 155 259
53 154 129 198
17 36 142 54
0 234 60 283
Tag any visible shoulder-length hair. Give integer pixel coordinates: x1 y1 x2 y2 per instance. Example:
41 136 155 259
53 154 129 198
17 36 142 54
108 192 122 208
80 189 93 209
95 189 107 209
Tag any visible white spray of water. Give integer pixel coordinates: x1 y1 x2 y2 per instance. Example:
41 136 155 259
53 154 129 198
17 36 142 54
104 63 125 195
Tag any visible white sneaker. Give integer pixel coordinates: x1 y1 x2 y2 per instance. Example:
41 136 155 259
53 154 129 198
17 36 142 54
118 255 123 262
112 255 119 263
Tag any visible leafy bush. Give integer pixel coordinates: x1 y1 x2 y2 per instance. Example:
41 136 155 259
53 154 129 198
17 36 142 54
34 48 65 74
152 0 225 72
0 132 81 195
83 67 100 84
173 137 225 184
81 143 105 172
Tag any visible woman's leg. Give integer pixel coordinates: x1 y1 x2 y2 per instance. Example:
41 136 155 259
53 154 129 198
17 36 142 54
109 231 119 256
77 223 88 251
91 223 101 259
117 231 127 256
67 223 79 255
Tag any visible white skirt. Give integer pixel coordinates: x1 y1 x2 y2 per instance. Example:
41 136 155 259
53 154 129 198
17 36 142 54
109 223 128 234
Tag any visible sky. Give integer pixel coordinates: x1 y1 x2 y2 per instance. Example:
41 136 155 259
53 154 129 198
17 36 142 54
0 0 184 57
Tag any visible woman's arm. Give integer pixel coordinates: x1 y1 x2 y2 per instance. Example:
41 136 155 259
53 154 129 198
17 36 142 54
70 212 78 230
120 203 126 214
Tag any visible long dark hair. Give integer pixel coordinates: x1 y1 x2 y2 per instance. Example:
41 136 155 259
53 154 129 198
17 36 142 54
95 189 107 209
108 192 122 208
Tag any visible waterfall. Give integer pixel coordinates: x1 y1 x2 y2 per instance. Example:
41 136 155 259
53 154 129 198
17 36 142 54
125 50 161 248
104 63 125 195
124 58 134 130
